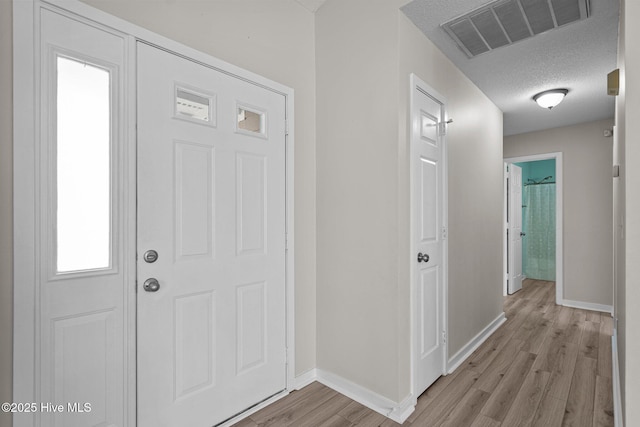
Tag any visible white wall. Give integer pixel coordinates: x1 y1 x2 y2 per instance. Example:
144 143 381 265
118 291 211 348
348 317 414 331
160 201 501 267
504 119 614 307
0 1 13 426
316 0 504 403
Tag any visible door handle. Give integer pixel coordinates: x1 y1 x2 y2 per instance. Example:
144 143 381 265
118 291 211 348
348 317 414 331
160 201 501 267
520 232 526 237
417 252 430 263
143 278 160 292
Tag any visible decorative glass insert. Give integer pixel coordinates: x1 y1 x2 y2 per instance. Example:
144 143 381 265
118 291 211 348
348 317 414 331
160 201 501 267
237 107 266 136
56 56 111 273
176 88 213 123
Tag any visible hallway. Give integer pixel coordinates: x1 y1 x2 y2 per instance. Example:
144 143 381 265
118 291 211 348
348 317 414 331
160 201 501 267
233 279 614 426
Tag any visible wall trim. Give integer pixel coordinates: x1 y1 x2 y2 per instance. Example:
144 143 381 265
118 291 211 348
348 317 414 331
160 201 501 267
612 329 624 427
561 299 614 314
293 368 318 390
447 313 507 373
315 369 415 424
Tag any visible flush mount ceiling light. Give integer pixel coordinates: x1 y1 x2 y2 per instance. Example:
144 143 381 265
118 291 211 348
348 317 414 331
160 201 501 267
533 89 569 110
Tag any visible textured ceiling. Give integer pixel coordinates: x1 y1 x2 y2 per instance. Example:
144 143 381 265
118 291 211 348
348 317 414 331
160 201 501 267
401 0 619 136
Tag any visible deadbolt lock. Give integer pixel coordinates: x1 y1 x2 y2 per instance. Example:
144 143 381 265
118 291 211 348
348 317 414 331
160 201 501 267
143 250 158 263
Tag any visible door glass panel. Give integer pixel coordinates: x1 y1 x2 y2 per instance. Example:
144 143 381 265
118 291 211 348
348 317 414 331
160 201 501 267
56 56 111 273
237 107 265 135
176 88 212 122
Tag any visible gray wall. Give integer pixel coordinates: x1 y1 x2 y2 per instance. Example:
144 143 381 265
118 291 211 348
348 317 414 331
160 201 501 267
505 119 614 307
0 1 13 426
616 0 640 423
624 0 640 420
613 2 626 415
316 0 504 402
316 0 405 401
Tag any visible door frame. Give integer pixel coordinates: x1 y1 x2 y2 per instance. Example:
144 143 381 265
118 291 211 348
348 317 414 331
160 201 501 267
13 1 296 425
409 73 448 400
503 153 563 304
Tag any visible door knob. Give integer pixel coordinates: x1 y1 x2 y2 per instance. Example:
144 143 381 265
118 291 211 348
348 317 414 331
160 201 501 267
417 252 430 263
143 278 160 292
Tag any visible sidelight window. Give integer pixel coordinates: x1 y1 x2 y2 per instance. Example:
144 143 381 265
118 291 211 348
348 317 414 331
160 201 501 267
55 56 112 273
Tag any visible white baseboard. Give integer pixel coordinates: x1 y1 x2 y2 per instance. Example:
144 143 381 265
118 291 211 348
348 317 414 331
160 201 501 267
293 368 318 390
315 369 415 424
447 312 507 373
612 329 624 427
561 299 613 314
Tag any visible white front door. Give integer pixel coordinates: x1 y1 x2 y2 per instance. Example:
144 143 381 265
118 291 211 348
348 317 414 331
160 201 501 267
136 43 287 427
508 164 524 294
411 76 446 396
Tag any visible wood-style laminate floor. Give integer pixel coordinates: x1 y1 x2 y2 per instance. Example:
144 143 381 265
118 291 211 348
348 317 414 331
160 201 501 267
232 279 614 426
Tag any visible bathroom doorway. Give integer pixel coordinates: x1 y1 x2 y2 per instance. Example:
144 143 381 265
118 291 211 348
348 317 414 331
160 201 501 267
504 153 563 303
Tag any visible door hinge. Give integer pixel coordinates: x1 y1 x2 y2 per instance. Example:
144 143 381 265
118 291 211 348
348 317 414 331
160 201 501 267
442 226 447 240
285 119 289 136
285 233 289 251
442 330 447 343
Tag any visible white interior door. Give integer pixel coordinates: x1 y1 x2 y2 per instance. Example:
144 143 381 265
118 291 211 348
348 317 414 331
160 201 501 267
411 78 446 396
136 43 287 427
508 164 524 294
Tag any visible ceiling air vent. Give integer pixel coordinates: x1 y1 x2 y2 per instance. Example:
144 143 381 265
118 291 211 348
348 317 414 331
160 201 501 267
442 0 590 58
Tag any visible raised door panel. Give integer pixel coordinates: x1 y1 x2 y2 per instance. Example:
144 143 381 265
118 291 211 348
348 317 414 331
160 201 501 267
420 157 439 243
236 282 267 374
51 310 115 427
236 153 267 256
173 291 216 400
174 141 215 261
419 268 440 359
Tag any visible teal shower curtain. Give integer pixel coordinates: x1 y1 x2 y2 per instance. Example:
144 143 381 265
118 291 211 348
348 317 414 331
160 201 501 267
524 184 556 281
